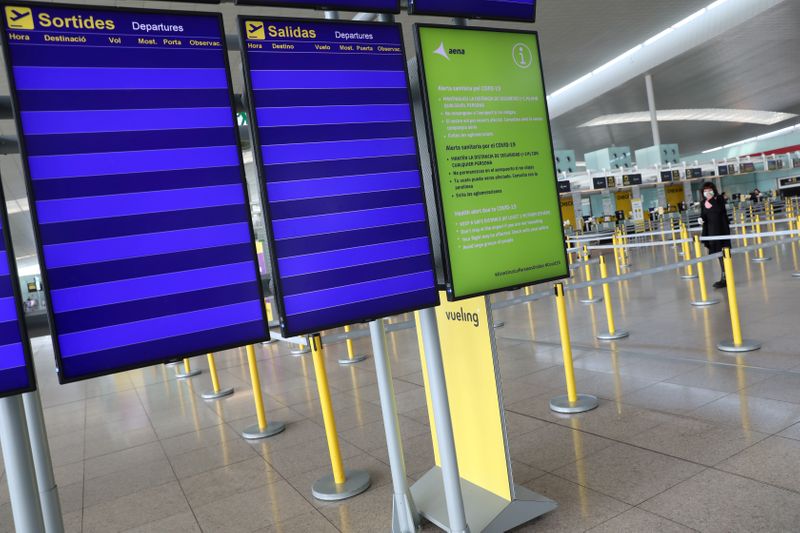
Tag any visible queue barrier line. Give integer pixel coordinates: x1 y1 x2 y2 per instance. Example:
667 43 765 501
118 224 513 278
569 258 600 270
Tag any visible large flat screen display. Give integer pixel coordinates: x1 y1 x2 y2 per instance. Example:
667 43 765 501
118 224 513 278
1 3 268 383
409 0 536 22
0 188 35 397
235 0 400 13
240 17 438 337
416 25 567 300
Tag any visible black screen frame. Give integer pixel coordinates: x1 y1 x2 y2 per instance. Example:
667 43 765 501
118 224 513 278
239 15 440 338
0 1 270 384
234 0 401 14
414 23 569 302
408 0 536 23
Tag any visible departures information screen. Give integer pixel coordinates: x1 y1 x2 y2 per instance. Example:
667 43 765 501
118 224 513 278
235 0 400 14
0 190 35 397
416 25 567 300
2 4 268 383
410 0 536 22
241 18 438 337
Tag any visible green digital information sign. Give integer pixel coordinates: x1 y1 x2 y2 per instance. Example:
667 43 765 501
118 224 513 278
415 25 568 300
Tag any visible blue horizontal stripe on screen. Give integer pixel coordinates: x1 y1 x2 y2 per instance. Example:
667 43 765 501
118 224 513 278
0 343 25 372
260 122 413 145
281 255 432 296
22 107 233 136
39 205 246 245
26 128 235 157
0 322 21 346
33 166 242 201
275 221 428 257
60 320 266 380
247 54 405 72
10 46 225 69
279 237 431 277
262 137 416 165
0 297 18 323
30 146 239 180
284 271 434 315
51 262 257 313
267 170 421 202
17 89 232 112
286 288 436 337
253 88 410 108
37 184 244 224
251 70 407 90
272 204 425 240
47 244 254 290
257 104 410 127
56 282 259 335
270 189 424 220
13 66 228 91
44 222 251 268
59 300 263 357
266 154 419 182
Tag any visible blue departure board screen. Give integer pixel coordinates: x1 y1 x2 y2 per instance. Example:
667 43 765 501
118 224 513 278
235 0 400 13
240 18 438 337
2 3 269 383
0 190 35 398
409 0 536 22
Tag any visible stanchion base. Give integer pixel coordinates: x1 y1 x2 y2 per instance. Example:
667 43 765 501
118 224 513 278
717 339 762 353
165 361 181 367
312 469 371 501
175 369 201 379
262 339 278 345
290 346 311 356
596 330 629 341
201 387 234 400
549 394 599 414
579 297 603 304
338 355 368 365
680 274 699 280
494 321 505 329
692 299 720 307
242 421 286 440
792 272 800 278
752 257 772 263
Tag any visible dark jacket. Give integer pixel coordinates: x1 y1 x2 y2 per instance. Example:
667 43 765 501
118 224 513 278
701 195 731 253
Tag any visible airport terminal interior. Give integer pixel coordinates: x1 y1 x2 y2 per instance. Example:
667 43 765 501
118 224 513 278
2 0 800 532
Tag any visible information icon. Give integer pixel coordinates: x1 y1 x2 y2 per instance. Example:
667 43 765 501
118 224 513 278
512 42 533 69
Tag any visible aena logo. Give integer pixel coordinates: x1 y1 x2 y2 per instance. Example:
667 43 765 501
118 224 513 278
433 41 465 60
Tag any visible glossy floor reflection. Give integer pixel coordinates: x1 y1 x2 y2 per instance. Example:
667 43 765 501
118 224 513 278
0 240 799 532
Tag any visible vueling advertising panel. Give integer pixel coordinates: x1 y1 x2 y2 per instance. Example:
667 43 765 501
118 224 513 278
416 25 568 301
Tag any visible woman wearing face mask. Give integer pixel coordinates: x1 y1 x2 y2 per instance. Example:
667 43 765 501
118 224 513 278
699 182 731 288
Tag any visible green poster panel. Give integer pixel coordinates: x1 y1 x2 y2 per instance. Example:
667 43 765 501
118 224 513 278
415 25 568 301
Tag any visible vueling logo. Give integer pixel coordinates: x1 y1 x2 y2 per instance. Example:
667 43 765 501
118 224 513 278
5 7 33 30
444 307 480 328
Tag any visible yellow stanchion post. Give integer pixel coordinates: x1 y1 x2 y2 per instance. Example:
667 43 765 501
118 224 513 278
717 249 761 353
175 357 201 379
596 256 628 340
550 283 598 413
202 353 234 400
740 213 748 247
338 325 368 365
242 344 286 440
566 237 573 266
752 215 771 263
691 236 720 307
680 224 698 279
579 245 602 304
309 334 371 500
612 233 621 276
620 228 631 267
794 215 800 278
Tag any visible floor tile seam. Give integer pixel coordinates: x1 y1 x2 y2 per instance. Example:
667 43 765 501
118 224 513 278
83 475 178 512
631 504 704 533
130 385 200 530
81 391 88 533
706 463 800 498
505 407 725 471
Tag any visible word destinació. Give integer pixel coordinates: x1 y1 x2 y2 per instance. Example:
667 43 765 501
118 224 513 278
443 308 480 328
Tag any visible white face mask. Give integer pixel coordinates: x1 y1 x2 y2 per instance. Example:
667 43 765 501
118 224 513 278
704 191 714 200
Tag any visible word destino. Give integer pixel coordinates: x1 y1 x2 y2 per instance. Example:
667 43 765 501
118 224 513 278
444 308 480 328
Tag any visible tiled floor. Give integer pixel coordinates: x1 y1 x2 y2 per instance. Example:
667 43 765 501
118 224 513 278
2 237 800 532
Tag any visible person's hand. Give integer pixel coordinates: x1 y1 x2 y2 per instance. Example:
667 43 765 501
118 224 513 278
698 218 704 225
